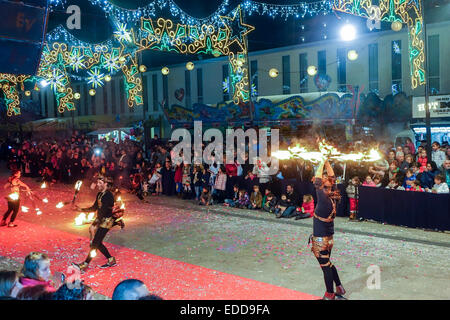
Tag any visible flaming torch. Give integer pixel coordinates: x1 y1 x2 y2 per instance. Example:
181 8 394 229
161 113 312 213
72 180 83 204
8 193 19 201
41 182 47 189
75 213 86 226
21 206 29 212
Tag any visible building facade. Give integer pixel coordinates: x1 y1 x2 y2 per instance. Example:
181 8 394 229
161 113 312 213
35 20 449 124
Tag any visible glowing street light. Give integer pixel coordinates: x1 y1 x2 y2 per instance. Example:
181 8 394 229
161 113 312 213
347 50 359 61
340 24 357 41
307 65 318 76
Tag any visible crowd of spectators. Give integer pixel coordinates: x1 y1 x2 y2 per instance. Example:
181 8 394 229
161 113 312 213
1 132 449 222
0 251 161 300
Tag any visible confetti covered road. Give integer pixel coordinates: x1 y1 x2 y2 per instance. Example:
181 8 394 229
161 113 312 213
1 173 449 299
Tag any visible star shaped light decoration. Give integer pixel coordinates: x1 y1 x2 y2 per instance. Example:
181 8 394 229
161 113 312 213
69 53 85 72
220 6 255 52
87 68 105 88
103 55 120 72
48 69 65 91
114 23 132 43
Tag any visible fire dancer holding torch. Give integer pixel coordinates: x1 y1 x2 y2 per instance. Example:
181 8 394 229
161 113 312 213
1 170 32 227
73 176 118 272
309 157 346 300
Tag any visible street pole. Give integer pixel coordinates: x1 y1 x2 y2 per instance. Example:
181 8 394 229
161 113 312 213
422 3 432 160
242 8 254 126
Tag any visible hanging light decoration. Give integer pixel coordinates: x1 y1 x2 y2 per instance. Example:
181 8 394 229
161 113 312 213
24 91 31 96
391 20 402 32
89 89 96 96
139 65 147 72
307 65 318 76
104 75 112 82
269 68 279 78
347 50 358 61
74 93 81 100
186 62 194 71
161 67 169 75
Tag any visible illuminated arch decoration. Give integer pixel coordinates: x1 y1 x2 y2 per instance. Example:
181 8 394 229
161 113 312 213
333 0 426 89
0 5 254 116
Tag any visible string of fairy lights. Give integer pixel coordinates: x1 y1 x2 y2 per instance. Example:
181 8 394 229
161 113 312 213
0 0 425 117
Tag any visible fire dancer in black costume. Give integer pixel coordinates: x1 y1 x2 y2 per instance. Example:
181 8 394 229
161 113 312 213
1 170 32 228
310 158 346 300
73 176 119 272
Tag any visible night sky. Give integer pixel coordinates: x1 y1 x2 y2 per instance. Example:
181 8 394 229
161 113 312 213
46 0 450 68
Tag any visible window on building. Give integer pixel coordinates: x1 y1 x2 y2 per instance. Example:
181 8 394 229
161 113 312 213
391 40 402 94
250 60 258 97
84 86 89 116
111 79 117 114
120 79 125 113
185 70 191 108
142 75 149 113
103 85 108 115
222 64 229 101
337 48 347 92
76 85 81 116
299 53 308 93
91 91 96 115
197 68 203 103
368 43 379 92
318 50 326 75
428 35 440 95
152 74 158 111
162 74 168 107
282 55 290 94
44 92 48 117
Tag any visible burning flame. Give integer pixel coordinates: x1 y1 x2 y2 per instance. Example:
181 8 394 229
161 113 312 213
272 142 382 164
21 206 29 212
42 198 49 203
8 193 19 200
116 196 122 202
87 212 95 222
75 213 86 226
120 203 125 210
36 208 42 215
75 180 83 191
41 182 47 189
89 249 97 258
56 202 64 208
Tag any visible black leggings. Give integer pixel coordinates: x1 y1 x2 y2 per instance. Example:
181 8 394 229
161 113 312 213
2 200 20 223
85 227 112 263
316 250 342 294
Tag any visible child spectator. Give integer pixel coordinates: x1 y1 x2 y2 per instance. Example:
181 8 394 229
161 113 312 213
199 187 212 206
420 161 439 189
249 185 263 209
362 175 376 187
409 180 424 192
403 169 416 190
346 176 360 220
224 185 239 207
386 178 405 190
294 194 314 220
244 170 258 194
275 184 299 218
192 166 203 201
174 162 183 197
426 174 449 194
417 149 428 172
262 192 277 214
20 252 56 292
212 166 227 203
237 189 250 209
373 175 382 187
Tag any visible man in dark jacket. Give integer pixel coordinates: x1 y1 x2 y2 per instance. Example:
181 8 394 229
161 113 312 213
276 184 299 218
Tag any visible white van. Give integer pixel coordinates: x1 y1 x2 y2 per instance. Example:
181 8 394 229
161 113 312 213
394 121 450 148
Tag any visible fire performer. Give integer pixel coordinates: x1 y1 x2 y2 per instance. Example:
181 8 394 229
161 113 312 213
309 158 346 300
1 170 32 227
72 176 118 272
